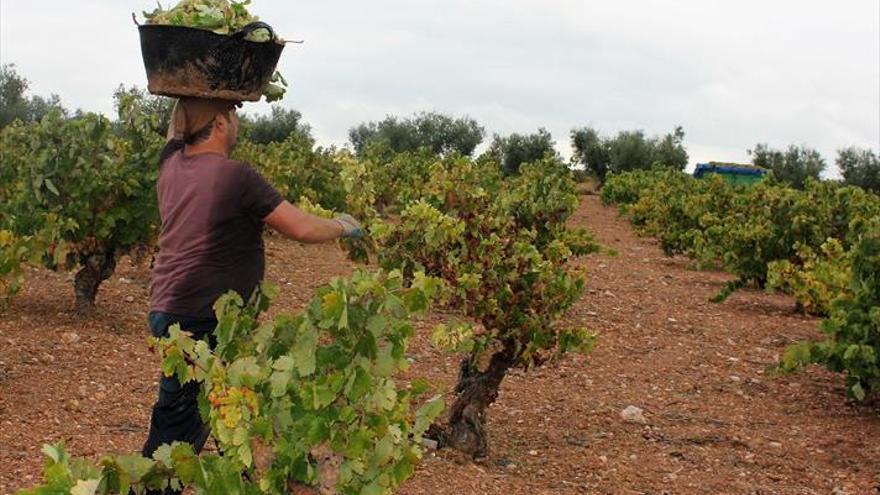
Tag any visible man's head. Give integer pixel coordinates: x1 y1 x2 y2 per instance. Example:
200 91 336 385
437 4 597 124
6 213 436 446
168 98 242 153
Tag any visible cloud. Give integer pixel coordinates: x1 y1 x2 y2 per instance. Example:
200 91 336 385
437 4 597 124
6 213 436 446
1 0 877 171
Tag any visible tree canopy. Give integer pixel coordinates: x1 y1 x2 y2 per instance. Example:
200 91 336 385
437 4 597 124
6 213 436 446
349 111 485 157
837 147 880 193
571 126 688 182
0 64 66 128
487 128 558 176
240 106 314 145
750 144 826 189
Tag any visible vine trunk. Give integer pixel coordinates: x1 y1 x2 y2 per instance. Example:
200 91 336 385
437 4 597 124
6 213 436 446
74 251 116 313
433 344 517 458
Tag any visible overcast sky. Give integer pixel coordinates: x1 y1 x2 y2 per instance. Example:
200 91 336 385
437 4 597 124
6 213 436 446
1 1 878 171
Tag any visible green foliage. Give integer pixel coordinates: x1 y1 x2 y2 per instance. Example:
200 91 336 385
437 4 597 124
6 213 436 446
651 126 690 171
766 239 852 316
837 147 880 194
604 168 880 399
160 269 443 493
240 107 313 145
112 85 174 137
506 159 585 249
0 64 67 128
351 148 489 215
570 127 610 181
362 149 438 213
780 221 880 400
702 180 879 300
599 167 669 208
571 126 688 182
629 173 734 262
373 156 597 369
607 130 657 172
144 0 261 35
15 442 186 495
600 167 724 265
750 144 826 189
309 153 596 456
0 94 163 305
19 269 444 494
602 170 880 308
570 168 591 184
487 128 557 176
0 223 69 308
349 112 485 159
234 136 346 212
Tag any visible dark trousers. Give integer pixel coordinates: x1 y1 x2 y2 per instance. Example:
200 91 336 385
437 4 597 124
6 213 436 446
143 312 218 493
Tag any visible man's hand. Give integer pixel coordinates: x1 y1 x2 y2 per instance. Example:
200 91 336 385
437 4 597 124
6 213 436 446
335 214 364 239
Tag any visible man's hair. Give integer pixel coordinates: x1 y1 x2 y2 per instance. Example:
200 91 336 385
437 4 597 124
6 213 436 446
168 99 238 144
185 119 216 145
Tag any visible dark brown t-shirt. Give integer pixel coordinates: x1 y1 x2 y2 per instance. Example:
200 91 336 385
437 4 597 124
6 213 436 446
149 148 284 318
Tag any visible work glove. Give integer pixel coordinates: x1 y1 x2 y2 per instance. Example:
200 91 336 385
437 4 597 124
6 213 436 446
335 214 364 239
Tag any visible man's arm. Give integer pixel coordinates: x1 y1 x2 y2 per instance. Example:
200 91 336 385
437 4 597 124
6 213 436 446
264 201 345 244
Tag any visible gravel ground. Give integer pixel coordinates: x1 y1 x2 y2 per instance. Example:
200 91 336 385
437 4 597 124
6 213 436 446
2 194 878 494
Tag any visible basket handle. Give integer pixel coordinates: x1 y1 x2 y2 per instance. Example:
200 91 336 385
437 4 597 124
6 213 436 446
234 21 277 42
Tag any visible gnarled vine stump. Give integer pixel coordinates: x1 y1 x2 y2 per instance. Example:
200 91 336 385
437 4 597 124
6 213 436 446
74 251 116 313
431 347 517 459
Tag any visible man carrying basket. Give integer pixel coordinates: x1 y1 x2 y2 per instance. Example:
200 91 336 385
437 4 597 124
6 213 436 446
142 97 362 476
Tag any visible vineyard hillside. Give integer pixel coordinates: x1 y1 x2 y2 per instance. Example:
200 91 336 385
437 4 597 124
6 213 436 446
2 193 878 494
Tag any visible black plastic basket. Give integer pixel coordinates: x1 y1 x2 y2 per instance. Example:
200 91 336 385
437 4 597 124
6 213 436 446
138 21 285 102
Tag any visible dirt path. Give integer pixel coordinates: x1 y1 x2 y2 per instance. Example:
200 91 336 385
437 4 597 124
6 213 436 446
2 195 879 494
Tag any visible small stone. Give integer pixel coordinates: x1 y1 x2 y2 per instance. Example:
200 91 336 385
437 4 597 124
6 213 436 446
667 317 678 323
599 455 608 463
61 332 80 344
528 450 538 456
621 406 647 425
420 438 438 451
730 375 742 383
125 296 135 303
769 442 782 449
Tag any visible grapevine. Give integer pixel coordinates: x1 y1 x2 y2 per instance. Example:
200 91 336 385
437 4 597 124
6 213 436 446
19 269 445 494
0 94 163 312
367 156 599 457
